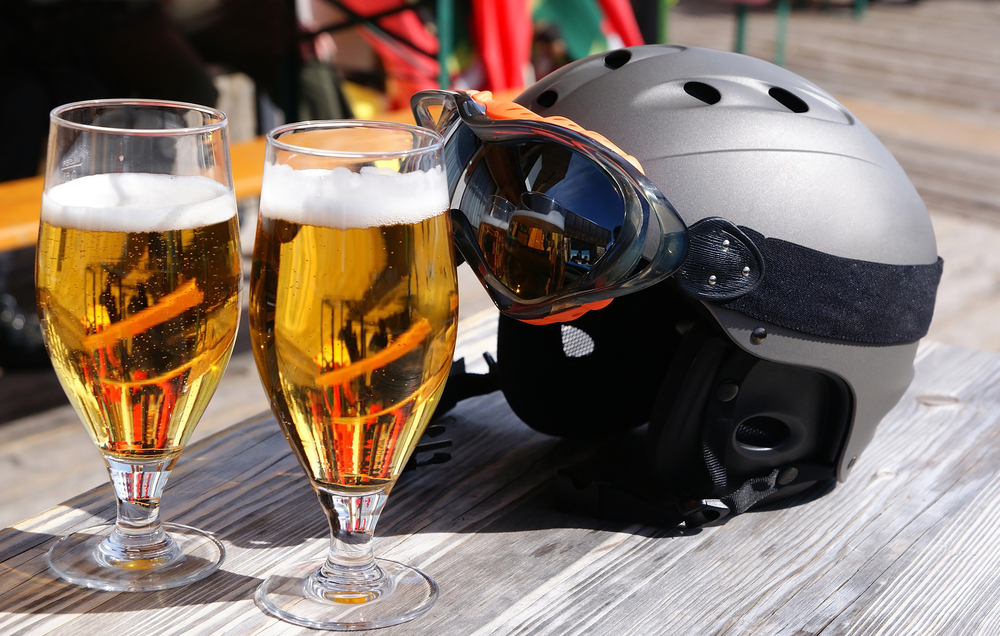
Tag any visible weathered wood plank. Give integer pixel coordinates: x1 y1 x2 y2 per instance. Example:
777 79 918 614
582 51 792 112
4 335 1000 634
670 0 1000 129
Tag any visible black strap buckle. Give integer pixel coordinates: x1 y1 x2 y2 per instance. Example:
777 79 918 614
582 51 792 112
554 470 730 529
405 352 501 472
676 499 731 529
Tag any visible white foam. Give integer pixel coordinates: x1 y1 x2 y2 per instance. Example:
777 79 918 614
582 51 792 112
42 173 236 232
481 214 509 229
259 164 448 229
511 208 566 231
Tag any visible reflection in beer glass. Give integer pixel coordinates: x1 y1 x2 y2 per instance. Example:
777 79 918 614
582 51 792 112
503 191 569 299
477 195 514 280
38 100 240 591
249 121 457 630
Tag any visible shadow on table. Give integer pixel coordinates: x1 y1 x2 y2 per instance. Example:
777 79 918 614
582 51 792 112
2 562 260 613
4 389 842 574
0 475 837 616
0 530 261 614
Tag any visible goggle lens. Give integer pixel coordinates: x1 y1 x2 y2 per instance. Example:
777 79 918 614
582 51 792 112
457 141 627 301
414 89 685 319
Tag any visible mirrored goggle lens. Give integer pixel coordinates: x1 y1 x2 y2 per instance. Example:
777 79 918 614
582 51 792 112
454 139 627 301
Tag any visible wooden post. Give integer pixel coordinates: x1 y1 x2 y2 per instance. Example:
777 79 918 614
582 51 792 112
437 0 454 88
854 0 868 20
659 0 679 44
775 0 790 66
734 4 749 54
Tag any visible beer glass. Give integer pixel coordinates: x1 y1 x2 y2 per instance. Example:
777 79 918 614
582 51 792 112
37 100 241 591
249 121 457 629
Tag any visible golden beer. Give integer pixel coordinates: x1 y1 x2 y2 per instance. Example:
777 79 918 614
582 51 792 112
477 216 508 280
36 173 241 461
503 211 568 298
250 208 457 492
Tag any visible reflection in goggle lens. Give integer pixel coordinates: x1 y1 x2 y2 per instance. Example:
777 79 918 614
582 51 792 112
459 141 625 300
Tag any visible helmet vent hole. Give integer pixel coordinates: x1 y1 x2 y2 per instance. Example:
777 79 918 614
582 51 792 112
604 49 632 69
769 87 809 113
536 90 558 108
560 324 595 358
735 417 789 451
683 82 721 105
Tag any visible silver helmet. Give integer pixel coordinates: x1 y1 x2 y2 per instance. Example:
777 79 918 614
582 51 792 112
491 45 942 517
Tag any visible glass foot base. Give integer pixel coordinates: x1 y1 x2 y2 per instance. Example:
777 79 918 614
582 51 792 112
255 557 437 631
47 522 225 592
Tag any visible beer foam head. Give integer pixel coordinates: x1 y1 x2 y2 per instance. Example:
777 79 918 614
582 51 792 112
260 164 449 229
42 173 236 232
481 214 509 230
512 208 566 231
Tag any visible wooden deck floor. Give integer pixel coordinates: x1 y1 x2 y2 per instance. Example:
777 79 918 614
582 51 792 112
2 0 1000 528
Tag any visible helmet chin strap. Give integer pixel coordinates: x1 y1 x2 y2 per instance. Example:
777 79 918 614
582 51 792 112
551 438 836 529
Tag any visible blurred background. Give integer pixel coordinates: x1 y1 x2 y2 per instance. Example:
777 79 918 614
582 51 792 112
1 0 999 526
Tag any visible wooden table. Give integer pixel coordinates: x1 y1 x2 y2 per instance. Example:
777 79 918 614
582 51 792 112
3 306 1000 634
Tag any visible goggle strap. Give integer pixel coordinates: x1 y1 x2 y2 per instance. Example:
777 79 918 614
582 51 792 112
719 226 943 345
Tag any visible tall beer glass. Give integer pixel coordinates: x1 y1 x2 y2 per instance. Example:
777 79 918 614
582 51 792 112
250 121 456 629
37 100 241 591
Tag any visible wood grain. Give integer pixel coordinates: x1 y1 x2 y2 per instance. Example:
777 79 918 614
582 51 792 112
4 311 1000 634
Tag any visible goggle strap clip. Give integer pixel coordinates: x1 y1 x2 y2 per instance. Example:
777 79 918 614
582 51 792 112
677 218 765 301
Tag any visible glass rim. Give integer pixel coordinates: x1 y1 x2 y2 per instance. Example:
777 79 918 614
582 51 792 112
266 120 444 159
50 98 228 137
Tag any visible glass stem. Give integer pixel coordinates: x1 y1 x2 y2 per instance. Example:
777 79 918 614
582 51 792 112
314 487 390 590
100 455 179 565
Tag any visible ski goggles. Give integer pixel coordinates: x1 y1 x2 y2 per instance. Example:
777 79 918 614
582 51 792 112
411 89 688 324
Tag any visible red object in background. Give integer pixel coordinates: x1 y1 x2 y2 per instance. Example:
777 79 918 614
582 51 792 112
472 0 643 92
339 0 441 109
471 0 532 91
337 0 644 104
597 0 644 46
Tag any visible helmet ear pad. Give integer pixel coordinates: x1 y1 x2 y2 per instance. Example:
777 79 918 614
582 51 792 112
646 325 735 499
496 284 691 438
648 326 851 501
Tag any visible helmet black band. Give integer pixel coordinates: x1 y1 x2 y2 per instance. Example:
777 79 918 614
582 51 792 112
718 228 943 345
646 215 942 344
